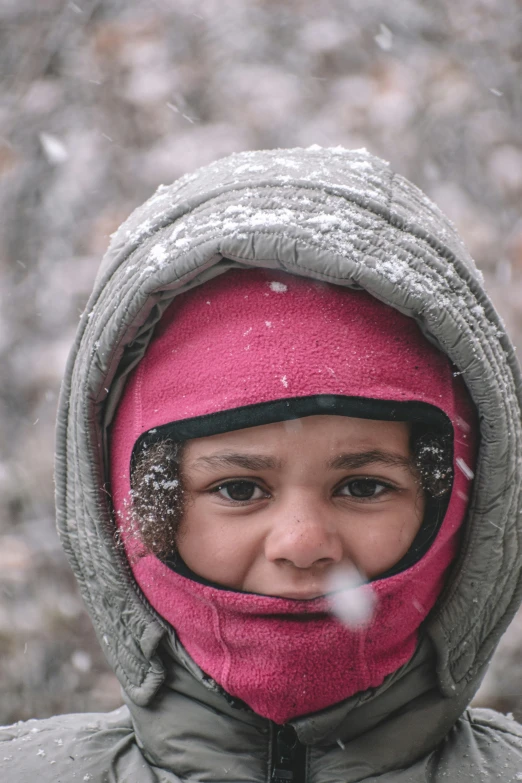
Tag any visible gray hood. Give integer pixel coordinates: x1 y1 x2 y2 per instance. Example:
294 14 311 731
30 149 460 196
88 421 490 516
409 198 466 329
55 146 522 753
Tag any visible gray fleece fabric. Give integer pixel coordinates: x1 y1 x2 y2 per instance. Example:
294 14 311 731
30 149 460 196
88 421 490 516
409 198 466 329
3 146 522 781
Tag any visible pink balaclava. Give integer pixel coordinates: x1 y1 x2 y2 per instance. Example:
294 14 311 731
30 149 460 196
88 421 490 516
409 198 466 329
110 269 476 725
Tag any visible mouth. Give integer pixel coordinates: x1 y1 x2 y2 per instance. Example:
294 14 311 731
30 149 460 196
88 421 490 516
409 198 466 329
270 590 325 601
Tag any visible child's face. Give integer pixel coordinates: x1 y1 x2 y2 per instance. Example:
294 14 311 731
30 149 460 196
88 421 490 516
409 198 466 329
178 415 424 598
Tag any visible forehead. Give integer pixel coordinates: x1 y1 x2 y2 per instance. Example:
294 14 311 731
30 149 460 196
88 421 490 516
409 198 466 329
184 415 411 458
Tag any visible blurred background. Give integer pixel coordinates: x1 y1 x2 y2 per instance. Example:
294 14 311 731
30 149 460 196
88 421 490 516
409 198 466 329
1 0 522 724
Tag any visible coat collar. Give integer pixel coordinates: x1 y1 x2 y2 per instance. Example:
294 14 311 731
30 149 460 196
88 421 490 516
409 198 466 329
124 632 474 780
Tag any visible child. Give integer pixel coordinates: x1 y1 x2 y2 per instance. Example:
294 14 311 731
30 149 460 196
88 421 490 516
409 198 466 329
2 146 522 781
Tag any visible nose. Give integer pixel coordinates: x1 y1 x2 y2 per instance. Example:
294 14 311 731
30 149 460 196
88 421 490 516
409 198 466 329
264 495 344 570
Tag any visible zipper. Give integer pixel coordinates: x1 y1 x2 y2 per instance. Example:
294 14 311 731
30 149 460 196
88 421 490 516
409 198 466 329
271 725 306 783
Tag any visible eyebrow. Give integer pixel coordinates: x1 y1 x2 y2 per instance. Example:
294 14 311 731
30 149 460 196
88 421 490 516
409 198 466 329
189 449 413 473
190 453 282 472
328 450 414 472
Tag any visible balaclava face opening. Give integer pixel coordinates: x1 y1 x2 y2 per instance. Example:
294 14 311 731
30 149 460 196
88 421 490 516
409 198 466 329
110 268 476 724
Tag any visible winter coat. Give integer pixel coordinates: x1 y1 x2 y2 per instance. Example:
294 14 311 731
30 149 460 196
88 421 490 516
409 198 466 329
2 146 522 782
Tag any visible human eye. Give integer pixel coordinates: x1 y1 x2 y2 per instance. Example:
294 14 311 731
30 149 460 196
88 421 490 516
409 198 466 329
210 480 269 503
336 478 395 500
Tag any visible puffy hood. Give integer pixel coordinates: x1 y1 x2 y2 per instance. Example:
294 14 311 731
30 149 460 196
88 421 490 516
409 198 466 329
56 147 522 760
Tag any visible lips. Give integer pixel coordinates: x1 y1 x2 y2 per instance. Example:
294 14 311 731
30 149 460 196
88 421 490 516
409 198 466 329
260 578 329 601
265 590 325 601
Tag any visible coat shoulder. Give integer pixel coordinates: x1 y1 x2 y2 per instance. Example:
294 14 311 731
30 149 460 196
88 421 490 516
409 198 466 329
0 707 179 782
334 709 522 782
426 708 522 781
466 706 522 738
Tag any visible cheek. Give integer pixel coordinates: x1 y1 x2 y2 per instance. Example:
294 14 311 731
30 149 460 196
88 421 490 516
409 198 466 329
176 501 259 587
351 496 424 578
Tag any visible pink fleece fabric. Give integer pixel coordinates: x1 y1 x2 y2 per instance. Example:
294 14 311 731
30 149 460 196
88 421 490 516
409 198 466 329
110 269 476 724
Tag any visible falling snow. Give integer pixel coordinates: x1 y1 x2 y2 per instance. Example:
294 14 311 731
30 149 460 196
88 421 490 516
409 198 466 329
456 457 475 480
39 133 69 164
326 566 376 628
